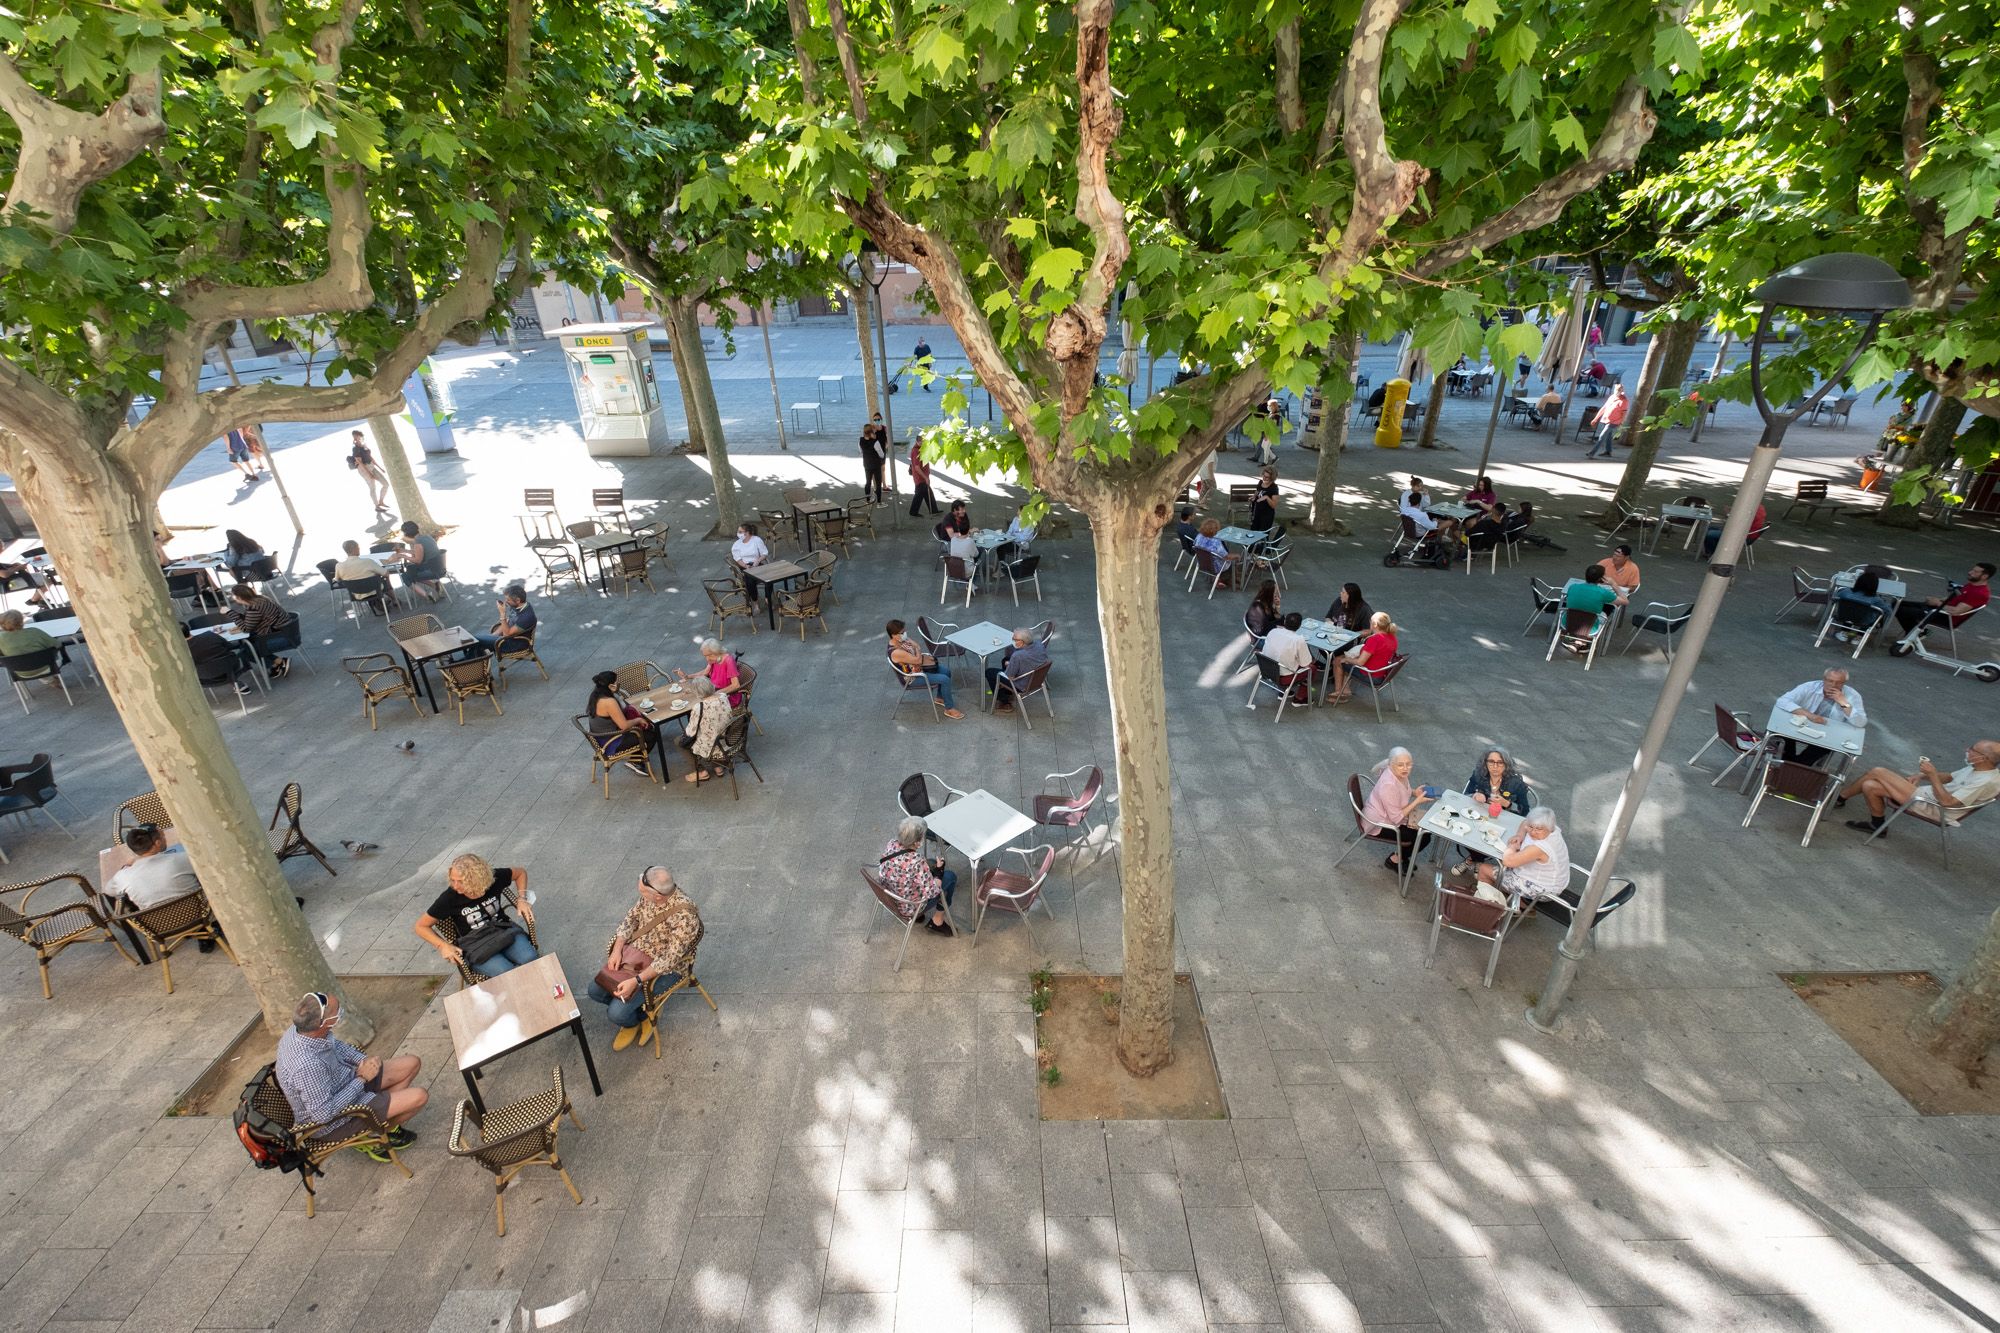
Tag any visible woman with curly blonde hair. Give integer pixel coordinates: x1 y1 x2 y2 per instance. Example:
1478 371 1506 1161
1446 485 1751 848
414 854 538 977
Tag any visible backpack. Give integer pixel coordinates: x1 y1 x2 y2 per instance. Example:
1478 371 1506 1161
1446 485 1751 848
233 1063 312 1175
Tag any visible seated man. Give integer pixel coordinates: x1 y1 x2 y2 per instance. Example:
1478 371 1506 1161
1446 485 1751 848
1595 545 1642 599
589 866 704 1051
414 854 540 978
1535 387 1563 422
474 585 537 653
1258 612 1316 701
1777 668 1865 764
108 823 203 910
946 527 978 565
984 626 1050 713
1841 740 2000 836
1894 561 1993 635
276 990 425 1158
1464 503 1508 550
887 619 964 719
332 540 401 610
226 585 298 678
879 817 956 935
1563 564 1624 617
1004 507 1037 546
1173 507 1199 551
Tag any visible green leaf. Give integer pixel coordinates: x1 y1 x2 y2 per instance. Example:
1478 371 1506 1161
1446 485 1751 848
254 92 336 150
1003 216 1038 240
1462 0 1501 29
1493 21 1537 71
1025 246 1086 293
910 24 966 77
1652 24 1703 77
1549 113 1587 156
1488 320 1543 366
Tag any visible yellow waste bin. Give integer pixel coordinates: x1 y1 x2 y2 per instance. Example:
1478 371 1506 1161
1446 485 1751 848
1374 378 1411 448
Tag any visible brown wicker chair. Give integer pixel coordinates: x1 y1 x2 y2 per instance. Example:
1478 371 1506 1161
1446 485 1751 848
572 714 660 800
629 519 675 570
809 512 851 556
534 544 584 595
756 509 797 551
439 657 502 725
844 497 877 540
612 661 663 694
635 939 718 1060
269 781 336 877
775 581 827 640
243 1063 410 1218
0 871 139 997
111 889 236 993
114 792 170 841
448 1066 584 1236
342 653 421 729
389 613 444 642
696 711 764 801
495 627 548 690
432 884 539 989
703 580 757 639
609 548 654 596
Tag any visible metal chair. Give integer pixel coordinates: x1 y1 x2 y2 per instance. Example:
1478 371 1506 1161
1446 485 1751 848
1171 528 1198 574
1328 773 1403 870
1742 759 1840 846
1742 522 1770 567
1189 547 1235 599
1349 653 1406 722
1003 553 1043 605
1246 654 1309 720
1424 866 1536 988
1605 500 1661 544
941 555 978 607
342 653 421 730
0 871 138 997
609 548 654 596
971 845 1058 948
3 646 73 715
1864 793 1994 869
438 657 502 725
1784 480 1841 521
448 1066 584 1237
1248 540 1292 589
1532 862 1637 931
1226 484 1257 525
1029 765 1118 890
1621 601 1693 659
110 889 236 993
775 581 827 640
1814 597 1888 659
1687 704 1764 790
535 544 584 595
1001 660 1055 729
1546 608 1608 668
703 580 758 639
268 781 335 877
240 1062 410 1219
860 864 957 971
342 573 394 620
1775 566 1832 624
915 617 966 680
0 754 80 838
888 657 947 722
573 715 659 799
495 627 548 689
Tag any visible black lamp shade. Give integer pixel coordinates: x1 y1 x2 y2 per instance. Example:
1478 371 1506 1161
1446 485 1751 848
1754 253 1909 314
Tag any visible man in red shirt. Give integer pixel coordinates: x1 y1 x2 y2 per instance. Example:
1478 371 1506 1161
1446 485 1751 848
1702 502 1767 558
1584 383 1628 458
1895 561 1994 635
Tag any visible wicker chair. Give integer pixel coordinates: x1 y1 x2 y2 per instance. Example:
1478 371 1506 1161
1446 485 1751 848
114 792 171 841
495 627 548 690
268 781 336 877
432 885 539 989
110 889 235 993
755 509 797 551
703 580 757 639
695 711 763 800
592 488 630 530
534 544 584 595
242 1063 409 1218
799 549 840 604
635 939 719 1059
0 871 139 997
844 497 877 540
574 715 660 800
609 548 654 596
612 661 663 694
389 612 444 642
776 581 827 640
809 512 852 556
439 657 502 725
448 1067 584 1236
342 653 422 730
629 519 674 570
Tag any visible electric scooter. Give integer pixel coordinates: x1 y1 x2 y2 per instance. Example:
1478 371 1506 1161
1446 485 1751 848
1886 595 2000 683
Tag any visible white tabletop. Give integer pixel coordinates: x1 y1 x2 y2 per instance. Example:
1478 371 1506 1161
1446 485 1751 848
1296 619 1365 657
1214 526 1266 547
1660 504 1712 522
444 953 582 1071
924 789 1037 862
1416 789 1525 859
1831 571 1909 599
1428 502 1475 521
972 530 1011 550
33 616 81 640
1765 702 1865 757
946 622 1013 657
191 624 249 643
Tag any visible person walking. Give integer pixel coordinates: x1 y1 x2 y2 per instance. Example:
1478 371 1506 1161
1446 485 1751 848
908 436 940 517
912 335 934 390
1584 383 1628 458
348 429 390 513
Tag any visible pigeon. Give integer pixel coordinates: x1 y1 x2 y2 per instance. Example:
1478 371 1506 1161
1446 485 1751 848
394 740 416 754
340 840 381 855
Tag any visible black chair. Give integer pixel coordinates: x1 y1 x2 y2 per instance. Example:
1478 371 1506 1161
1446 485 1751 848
3 647 73 715
315 558 346 612
190 643 252 715
344 574 392 619
165 569 224 613
699 712 764 801
1003 553 1042 605
0 755 78 838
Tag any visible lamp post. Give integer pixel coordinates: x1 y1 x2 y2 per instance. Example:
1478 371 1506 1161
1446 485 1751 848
1528 253 1909 1032
856 248 902 515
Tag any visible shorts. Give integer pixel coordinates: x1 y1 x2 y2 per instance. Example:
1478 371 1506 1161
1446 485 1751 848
309 1071 391 1140
225 440 251 461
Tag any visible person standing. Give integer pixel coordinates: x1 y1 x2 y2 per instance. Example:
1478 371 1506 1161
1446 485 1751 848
858 418 886 503
224 428 260 481
908 436 940 517
912 334 934 390
1584 383 1628 457
348 430 390 514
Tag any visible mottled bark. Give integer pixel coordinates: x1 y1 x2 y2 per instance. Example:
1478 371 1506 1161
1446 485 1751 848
852 281 881 421
1879 397 1967 528
1910 904 2000 1075
1308 335 1358 535
1619 327 1668 448
1606 318 1699 520
8 441 367 1041
671 295 740 535
1415 368 1449 449
661 300 708 455
368 414 440 534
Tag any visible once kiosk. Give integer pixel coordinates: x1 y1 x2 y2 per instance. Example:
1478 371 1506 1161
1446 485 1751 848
558 322 669 458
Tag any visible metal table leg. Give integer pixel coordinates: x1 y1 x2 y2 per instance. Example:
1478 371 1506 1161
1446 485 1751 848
570 1017 603 1095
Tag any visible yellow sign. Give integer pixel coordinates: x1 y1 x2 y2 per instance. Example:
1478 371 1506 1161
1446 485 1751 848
633 329 649 342
572 336 616 347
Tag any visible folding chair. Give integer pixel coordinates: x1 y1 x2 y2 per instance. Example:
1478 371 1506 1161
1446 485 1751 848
1687 704 1764 791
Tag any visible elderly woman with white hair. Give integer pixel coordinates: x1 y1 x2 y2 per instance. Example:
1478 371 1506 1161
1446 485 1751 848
1361 746 1437 870
878 817 957 935
675 637 743 707
673 676 734 783
1474 806 1571 902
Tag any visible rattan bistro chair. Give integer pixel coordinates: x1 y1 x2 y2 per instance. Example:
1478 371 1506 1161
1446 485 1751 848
0 871 139 998
241 1063 410 1219
704 579 758 639
111 889 236 993
389 612 444 642
635 939 719 1060
114 792 170 841
448 1066 584 1237
574 715 660 798
535 544 584 595
269 781 336 877
342 653 421 730
438 657 502 725
776 581 828 640
809 511 852 556
495 627 548 690
610 548 655 596
432 885 538 989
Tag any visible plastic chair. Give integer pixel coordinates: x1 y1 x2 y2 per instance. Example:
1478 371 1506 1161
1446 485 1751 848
0 754 79 838
1687 704 1765 790
3 646 72 715
634 943 719 1059
430 885 538 989
696 711 763 800
1742 759 1840 846
535 544 584 595
238 1063 409 1219
447 1066 584 1236
609 548 654 596
114 792 170 841
494 627 548 689
703 580 758 639
390 613 444 642
971 845 1059 948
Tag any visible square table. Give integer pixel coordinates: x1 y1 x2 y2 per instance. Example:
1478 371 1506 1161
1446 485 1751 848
749 558 810 629
576 532 643 592
817 374 846 403
1762 701 1865 771
34 615 81 642
1650 504 1713 556
629 679 697 722
1428 502 1476 522
922 789 1038 920
1826 570 1909 631
1296 619 1366 705
792 500 845 552
1213 526 1267 550
443 953 602 1116
1399 790 1526 899
945 621 1013 707
392 625 479 712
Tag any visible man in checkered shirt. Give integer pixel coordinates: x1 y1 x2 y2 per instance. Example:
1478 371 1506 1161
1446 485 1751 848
275 991 427 1161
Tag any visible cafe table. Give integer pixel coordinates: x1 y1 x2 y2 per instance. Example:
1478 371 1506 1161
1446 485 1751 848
1407 790 1526 900
1213 525 1267 550
945 621 1014 709
1649 504 1713 556
1760 700 1865 776
1296 619 1366 706
922 789 1037 925
628 678 698 722
748 558 810 630
391 624 479 712
575 531 643 592
443 952 603 1116
792 499 845 552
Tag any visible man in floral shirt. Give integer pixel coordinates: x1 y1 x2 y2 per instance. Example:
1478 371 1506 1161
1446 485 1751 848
879 817 957 935
590 866 704 1050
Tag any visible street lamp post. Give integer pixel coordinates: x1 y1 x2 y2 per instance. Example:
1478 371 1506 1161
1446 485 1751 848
1528 253 1909 1032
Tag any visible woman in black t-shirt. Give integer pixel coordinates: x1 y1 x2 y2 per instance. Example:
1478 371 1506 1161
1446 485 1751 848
413 853 539 977
1250 467 1280 531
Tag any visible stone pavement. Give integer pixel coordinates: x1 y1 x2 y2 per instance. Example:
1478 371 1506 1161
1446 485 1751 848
0 337 1997 1332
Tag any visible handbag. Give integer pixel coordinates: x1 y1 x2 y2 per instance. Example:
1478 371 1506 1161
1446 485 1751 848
594 942 652 994
456 920 522 966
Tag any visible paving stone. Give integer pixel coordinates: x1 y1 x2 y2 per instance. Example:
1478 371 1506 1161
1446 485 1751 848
1111 1175 1192 1275
1041 1125 1112 1219
971 1284 1052 1333
1044 1216 1124 1326
420 1289 520 1333
1184 1207 1281 1324
825 1192 907 1295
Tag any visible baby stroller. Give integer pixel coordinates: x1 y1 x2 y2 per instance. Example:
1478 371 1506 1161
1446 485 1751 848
1383 515 1455 570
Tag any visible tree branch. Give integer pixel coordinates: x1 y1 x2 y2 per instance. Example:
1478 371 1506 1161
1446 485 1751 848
1312 70 1347 168
785 0 821 104
1276 19 1304 136
1411 78 1656 278
0 353 91 454
1319 0 1427 284
824 0 871 127
1049 0 1129 418
0 60 164 234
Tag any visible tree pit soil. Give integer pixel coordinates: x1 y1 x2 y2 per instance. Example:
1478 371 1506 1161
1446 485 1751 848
1037 974 1226 1121
1784 971 2000 1116
170 974 442 1117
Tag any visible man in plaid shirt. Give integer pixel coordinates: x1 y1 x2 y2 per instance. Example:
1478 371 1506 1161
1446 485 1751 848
879 817 957 935
275 991 427 1161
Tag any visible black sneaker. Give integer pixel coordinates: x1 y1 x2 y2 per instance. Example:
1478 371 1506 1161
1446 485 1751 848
386 1127 417 1149
269 658 291 679
1845 819 1883 836
234 681 253 696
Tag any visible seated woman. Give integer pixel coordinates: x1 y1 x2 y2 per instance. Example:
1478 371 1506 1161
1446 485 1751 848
392 520 444 602
1362 746 1435 870
1473 807 1571 904
1192 518 1240 585
880 817 957 935
585 669 665 767
1462 748 1532 864
887 619 964 719
1830 568 1893 635
221 529 266 581
1324 582 1372 631
674 676 733 782
1462 476 1498 511
1245 579 1281 638
1330 611 1399 701
675 638 743 707
415 854 540 978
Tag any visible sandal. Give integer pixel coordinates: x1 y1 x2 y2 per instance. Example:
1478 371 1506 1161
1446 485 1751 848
942 708 965 719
